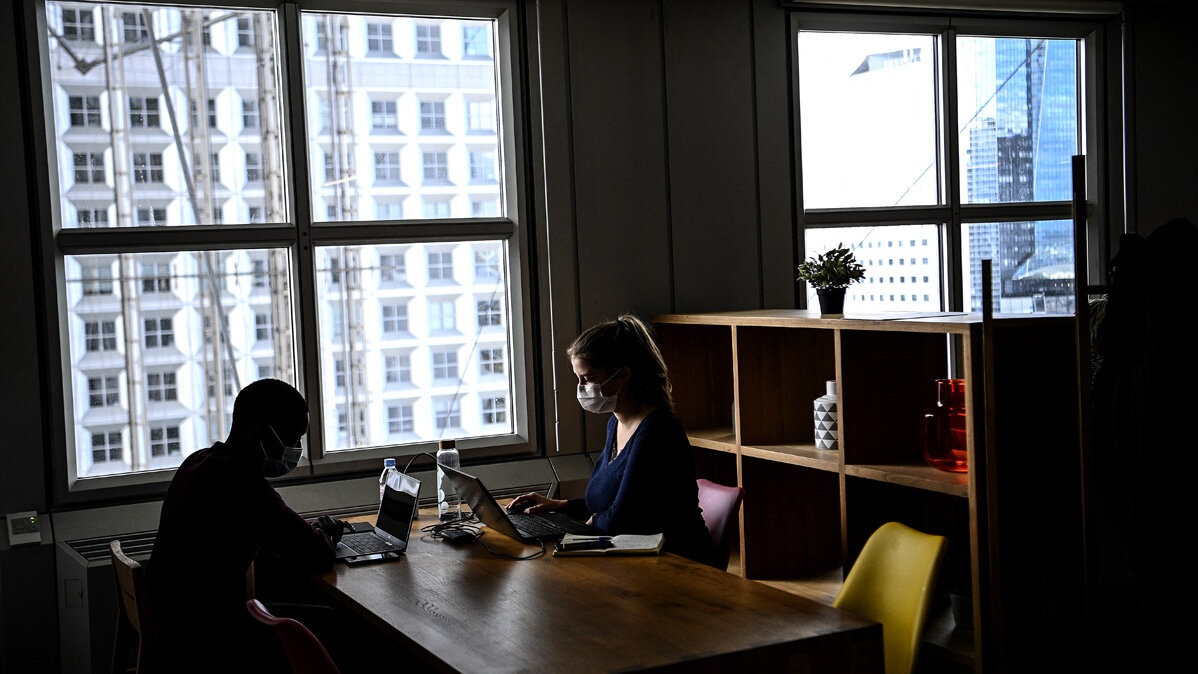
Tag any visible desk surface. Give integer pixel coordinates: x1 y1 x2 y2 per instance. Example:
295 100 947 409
314 512 881 673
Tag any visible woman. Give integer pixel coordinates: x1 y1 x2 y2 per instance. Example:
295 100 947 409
509 314 714 565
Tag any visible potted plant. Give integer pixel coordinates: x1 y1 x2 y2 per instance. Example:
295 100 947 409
795 244 866 315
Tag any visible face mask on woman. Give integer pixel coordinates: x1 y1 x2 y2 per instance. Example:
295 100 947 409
576 368 624 414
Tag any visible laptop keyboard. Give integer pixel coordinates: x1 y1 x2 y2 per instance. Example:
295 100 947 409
342 532 397 555
508 513 565 538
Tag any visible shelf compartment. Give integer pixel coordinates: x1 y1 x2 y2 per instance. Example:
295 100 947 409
686 426 736 454
655 322 734 432
923 607 977 672
844 463 968 497
740 456 841 579
741 443 839 473
734 326 836 447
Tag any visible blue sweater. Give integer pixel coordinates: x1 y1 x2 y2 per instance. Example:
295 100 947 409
567 408 714 564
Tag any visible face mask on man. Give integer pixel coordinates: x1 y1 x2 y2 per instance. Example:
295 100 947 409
260 424 303 478
576 368 623 414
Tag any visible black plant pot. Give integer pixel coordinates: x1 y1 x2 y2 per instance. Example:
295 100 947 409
816 288 846 315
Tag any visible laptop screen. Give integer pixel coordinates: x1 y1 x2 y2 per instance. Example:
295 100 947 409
375 472 420 544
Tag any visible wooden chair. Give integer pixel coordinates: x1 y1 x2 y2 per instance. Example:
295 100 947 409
833 522 947 674
696 478 745 570
246 599 341 674
109 539 158 674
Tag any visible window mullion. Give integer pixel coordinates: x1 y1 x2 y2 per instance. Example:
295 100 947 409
942 25 964 313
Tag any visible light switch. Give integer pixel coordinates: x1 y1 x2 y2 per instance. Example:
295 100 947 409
6 511 43 547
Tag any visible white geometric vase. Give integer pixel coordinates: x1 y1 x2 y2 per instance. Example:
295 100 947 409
814 380 838 451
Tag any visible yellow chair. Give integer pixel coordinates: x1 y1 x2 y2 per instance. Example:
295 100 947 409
833 522 947 674
110 540 158 674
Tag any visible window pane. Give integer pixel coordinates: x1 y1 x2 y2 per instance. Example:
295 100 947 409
962 220 1074 314
803 225 941 313
315 241 514 451
65 248 295 477
45 3 286 228
799 32 939 208
302 13 503 222
957 37 1079 204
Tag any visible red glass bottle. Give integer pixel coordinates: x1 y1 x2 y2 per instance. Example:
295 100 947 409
922 379 968 472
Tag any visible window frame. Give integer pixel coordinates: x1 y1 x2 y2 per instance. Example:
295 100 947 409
28 0 538 505
789 10 1120 313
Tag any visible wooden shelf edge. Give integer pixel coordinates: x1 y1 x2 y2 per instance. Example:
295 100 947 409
741 443 840 473
844 463 969 497
687 427 737 454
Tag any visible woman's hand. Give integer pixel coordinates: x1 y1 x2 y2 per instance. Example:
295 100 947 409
507 492 568 514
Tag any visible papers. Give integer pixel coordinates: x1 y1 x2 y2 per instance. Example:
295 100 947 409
553 533 664 557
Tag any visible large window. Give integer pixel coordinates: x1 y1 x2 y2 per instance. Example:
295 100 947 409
41 2 528 492
796 17 1100 315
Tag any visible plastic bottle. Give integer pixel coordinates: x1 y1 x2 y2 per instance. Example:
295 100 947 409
379 457 399 503
436 440 461 522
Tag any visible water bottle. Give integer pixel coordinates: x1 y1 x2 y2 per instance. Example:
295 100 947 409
379 457 399 503
436 440 461 522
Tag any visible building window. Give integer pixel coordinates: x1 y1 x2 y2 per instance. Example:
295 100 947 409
385 354 411 384
366 22 394 54
428 299 456 332
62 8 96 41
129 97 160 128
255 313 272 341
136 208 166 227
252 259 269 287
416 24 442 57
381 303 408 335
374 152 401 183
422 151 450 184
85 320 118 352
149 426 181 457
479 347 504 375
132 153 165 183
376 202 403 220
246 153 262 182
78 208 109 228
469 151 495 182
477 298 502 327
146 371 178 403
431 350 458 380
140 262 171 293
797 24 1091 315
123 11 149 43
237 17 254 48
466 99 495 133
434 398 460 430
191 99 217 129
427 251 454 281
388 404 414 433
242 100 259 129
209 153 221 182
68 95 102 127
471 199 498 217
143 316 174 349
474 248 500 280
462 25 490 58
371 100 398 131
481 396 507 424
423 200 450 219
420 101 447 133
379 253 406 283
81 264 113 295
74 153 105 184
91 431 122 463
88 375 120 408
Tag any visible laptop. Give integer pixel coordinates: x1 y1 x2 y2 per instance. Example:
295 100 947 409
332 472 420 563
441 464 601 543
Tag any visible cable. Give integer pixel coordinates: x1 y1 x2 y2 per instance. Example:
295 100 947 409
419 512 546 560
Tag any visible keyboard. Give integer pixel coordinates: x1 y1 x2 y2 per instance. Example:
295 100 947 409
341 532 399 555
508 513 565 538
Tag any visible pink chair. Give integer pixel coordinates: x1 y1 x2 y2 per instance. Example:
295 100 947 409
246 599 341 674
697 479 745 571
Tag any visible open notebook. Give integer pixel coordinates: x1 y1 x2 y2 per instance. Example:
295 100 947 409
553 533 664 557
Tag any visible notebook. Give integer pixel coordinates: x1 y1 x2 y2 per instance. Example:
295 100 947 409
553 533 665 557
332 471 420 563
440 464 601 543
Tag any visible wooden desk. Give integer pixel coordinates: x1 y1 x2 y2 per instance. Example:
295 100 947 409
314 512 881 673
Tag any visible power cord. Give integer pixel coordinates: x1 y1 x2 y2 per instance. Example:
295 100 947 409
419 513 546 560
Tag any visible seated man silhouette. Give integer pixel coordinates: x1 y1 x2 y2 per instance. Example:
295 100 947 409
148 379 344 672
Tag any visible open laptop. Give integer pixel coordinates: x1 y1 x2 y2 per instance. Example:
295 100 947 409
441 464 601 543
332 472 420 563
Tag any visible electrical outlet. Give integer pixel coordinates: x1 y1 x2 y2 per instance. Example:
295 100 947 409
6 511 43 547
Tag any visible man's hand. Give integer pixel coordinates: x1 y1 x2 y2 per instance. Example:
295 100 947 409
312 515 347 544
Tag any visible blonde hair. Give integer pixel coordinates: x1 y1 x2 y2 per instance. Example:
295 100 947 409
567 314 672 410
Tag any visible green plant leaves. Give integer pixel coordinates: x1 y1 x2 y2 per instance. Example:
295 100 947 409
795 243 866 290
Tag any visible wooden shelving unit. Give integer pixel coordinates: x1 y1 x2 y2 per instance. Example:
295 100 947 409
655 310 1083 674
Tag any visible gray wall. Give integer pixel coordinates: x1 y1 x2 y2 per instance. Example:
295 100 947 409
4 0 1198 670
